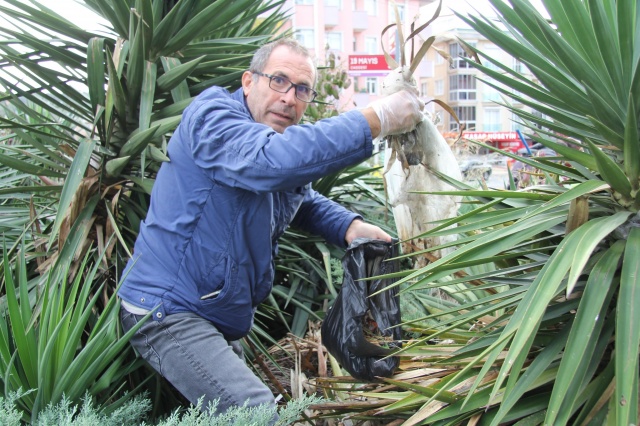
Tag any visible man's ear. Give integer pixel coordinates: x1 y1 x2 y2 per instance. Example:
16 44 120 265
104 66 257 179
241 71 253 96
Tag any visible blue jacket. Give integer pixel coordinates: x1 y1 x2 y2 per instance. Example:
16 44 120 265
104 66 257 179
118 86 374 340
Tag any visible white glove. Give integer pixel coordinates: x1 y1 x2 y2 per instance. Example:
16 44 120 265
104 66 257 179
369 90 424 138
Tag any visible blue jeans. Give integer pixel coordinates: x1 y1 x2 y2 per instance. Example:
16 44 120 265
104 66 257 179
120 308 277 416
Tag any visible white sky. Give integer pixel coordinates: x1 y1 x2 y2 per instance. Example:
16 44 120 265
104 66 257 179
50 0 549 32
421 0 549 22
425 0 547 15
50 0 108 31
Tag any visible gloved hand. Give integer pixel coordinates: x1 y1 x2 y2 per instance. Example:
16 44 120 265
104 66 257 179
368 90 424 138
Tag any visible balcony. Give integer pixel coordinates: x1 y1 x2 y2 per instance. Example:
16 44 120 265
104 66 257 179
353 10 368 32
324 6 338 27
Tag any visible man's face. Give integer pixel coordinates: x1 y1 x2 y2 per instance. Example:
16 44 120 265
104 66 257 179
242 46 315 133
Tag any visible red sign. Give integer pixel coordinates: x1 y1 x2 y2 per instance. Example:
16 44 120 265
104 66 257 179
442 131 519 141
442 131 525 152
496 140 525 152
348 55 392 72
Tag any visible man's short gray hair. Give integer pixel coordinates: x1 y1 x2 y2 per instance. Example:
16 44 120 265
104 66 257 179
249 38 316 84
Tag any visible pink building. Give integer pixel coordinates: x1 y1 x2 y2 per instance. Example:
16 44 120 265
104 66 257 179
278 0 435 111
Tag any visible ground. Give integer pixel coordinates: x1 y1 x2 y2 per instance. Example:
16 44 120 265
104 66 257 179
254 322 397 426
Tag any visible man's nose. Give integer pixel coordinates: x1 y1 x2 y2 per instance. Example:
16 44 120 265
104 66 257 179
281 87 298 104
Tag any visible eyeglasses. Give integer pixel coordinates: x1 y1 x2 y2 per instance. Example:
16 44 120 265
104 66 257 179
253 71 317 103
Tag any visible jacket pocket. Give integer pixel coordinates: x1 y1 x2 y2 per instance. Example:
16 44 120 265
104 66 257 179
198 256 237 303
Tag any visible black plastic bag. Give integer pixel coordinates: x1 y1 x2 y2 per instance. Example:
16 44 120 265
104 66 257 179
321 238 402 381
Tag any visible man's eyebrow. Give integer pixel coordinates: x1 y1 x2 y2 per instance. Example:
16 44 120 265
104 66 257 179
274 71 312 87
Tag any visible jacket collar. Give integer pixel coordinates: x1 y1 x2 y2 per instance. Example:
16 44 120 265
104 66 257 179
231 87 251 116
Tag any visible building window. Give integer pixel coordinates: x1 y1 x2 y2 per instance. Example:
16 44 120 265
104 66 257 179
482 77 501 102
511 112 525 132
449 42 474 69
483 108 501 132
513 58 527 74
434 79 444 96
366 77 378 94
449 74 476 101
420 82 427 97
295 0 313 4
389 3 405 22
450 106 476 131
365 37 377 54
364 0 377 16
481 45 501 71
326 0 341 7
295 29 315 49
435 51 445 65
326 32 342 51
512 86 524 100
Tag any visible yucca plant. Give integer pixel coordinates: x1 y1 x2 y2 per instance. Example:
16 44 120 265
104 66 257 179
0 239 150 422
1 1 399 417
312 0 640 425
0 0 291 418
0 0 288 276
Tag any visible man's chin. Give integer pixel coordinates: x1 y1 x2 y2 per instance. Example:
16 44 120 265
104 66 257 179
268 119 292 134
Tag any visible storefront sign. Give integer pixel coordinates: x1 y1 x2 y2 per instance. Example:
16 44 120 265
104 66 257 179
442 131 525 152
442 131 519 141
348 55 392 76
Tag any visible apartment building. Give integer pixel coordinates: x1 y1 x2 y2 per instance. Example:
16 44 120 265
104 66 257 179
278 0 436 110
278 0 532 152
418 4 533 152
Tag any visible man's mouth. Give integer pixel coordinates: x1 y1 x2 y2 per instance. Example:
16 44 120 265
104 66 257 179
270 110 293 121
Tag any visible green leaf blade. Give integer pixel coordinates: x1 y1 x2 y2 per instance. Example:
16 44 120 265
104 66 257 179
615 227 640 424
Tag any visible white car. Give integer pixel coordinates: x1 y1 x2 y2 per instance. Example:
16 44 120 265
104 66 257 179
458 158 492 180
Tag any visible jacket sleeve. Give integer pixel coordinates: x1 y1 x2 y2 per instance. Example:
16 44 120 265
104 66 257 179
175 88 373 193
290 188 362 248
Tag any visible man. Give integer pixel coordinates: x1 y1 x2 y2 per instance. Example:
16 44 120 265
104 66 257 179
118 38 423 415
